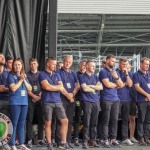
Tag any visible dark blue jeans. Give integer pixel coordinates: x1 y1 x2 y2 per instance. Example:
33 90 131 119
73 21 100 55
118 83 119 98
9 105 28 146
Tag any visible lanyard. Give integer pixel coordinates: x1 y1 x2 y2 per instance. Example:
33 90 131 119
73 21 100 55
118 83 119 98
63 71 71 83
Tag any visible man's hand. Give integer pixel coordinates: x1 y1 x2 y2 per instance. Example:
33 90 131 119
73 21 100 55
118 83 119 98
66 93 74 103
111 70 119 79
33 95 41 101
146 94 150 101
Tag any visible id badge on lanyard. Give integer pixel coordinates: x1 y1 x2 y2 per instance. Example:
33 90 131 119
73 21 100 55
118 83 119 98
66 83 71 89
33 85 38 91
147 83 150 88
21 90 26 96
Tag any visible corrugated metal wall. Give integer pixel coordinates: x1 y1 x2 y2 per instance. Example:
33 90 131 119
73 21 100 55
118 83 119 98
58 0 150 14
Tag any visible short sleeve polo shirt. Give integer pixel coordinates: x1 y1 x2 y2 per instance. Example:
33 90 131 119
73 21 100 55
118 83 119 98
116 69 132 102
7 73 28 105
79 73 100 103
57 68 78 93
133 70 150 103
0 68 9 99
27 71 41 95
99 67 119 101
39 71 62 103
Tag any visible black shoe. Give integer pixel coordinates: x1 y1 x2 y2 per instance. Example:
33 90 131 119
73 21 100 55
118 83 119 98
74 138 80 146
82 142 88 149
68 143 74 148
58 143 70 149
48 143 54 150
139 138 147 146
52 139 57 147
38 140 47 146
110 139 121 148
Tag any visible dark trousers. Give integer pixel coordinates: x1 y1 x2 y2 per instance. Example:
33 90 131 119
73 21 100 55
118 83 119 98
97 101 103 140
101 100 119 140
0 100 9 117
81 101 100 142
62 97 75 142
137 102 150 140
119 101 130 140
26 99 44 141
74 101 82 139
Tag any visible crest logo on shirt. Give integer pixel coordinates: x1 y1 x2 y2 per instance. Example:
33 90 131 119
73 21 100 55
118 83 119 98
0 113 13 145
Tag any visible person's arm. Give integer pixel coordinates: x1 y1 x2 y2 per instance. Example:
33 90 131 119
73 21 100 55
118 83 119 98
90 82 103 91
24 78 32 92
134 83 150 101
40 79 63 91
111 70 124 88
72 82 80 95
28 91 41 101
9 75 24 92
0 85 8 92
81 84 95 92
101 78 117 88
124 70 133 87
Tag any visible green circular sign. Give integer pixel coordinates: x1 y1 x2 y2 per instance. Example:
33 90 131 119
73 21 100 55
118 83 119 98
0 121 7 137
0 113 13 145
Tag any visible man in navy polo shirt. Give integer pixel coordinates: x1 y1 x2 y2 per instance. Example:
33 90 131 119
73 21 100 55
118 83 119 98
57 55 79 148
79 59 103 149
39 57 68 150
116 58 133 145
74 59 87 146
0 54 10 150
26 58 45 147
99 54 123 148
133 57 150 145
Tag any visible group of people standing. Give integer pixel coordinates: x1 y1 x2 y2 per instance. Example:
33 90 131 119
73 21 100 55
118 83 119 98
0 54 150 150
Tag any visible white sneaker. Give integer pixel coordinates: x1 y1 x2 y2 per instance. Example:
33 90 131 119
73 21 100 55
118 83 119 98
10 146 18 150
130 137 139 143
4 144 11 150
122 139 134 146
18 145 31 150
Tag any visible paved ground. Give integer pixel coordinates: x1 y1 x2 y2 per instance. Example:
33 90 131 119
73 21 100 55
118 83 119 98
31 143 150 150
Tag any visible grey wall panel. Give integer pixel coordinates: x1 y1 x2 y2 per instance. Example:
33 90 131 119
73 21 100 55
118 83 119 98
58 0 150 14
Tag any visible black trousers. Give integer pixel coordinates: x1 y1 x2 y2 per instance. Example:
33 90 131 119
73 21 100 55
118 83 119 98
81 101 100 142
119 101 130 140
97 101 103 140
0 100 9 117
101 100 120 140
74 100 82 139
137 102 150 140
62 97 75 142
26 98 44 141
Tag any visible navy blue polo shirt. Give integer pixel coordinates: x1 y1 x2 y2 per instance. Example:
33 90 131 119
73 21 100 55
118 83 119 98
0 68 9 100
133 70 150 103
27 71 41 95
79 73 100 103
75 71 83 100
99 67 119 101
39 71 62 104
129 71 137 102
7 73 29 105
116 69 132 102
57 68 78 93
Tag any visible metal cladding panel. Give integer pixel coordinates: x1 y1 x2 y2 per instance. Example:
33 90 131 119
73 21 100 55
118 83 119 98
58 0 150 14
